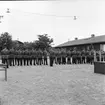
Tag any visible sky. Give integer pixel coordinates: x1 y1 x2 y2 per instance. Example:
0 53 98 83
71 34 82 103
0 0 105 46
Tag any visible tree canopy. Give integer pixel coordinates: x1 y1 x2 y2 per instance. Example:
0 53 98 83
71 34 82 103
35 34 53 50
0 32 12 51
0 32 53 51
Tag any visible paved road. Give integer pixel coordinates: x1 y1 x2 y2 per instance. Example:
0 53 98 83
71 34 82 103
0 64 105 105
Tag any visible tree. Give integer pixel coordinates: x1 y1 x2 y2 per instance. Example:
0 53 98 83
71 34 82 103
35 34 53 51
0 32 12 51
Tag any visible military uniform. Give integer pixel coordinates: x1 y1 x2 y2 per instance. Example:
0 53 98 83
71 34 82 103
81 50 86 64
1 48 9 68
29 50 33 66
72 51 77 64
76 51 81 64
32 50 37 65
49 50 54 67
67 50 71 64
37 50 43 65
43 50 48 65
8 49 15 66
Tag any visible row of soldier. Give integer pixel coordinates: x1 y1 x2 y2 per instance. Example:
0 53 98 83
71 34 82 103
1 48 105 67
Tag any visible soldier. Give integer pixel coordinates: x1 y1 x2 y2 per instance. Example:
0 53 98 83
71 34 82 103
32 49 37 65
81 50 86 64
49 48 55 67
1 48 9 68
82 50 85 64
15 50 19 66
90 50 94 64
67 50 71 64
85 50 90 64
72 50 77 64
20 50 23 66
56 49 62 65
37 49 43 65
17 50 20 66
61 49 66 65
43 50 48 65
29 50 33 66
76 51 81 64
8 48 15 66
22 50 26 66
1 49 5 64
25 49 29 66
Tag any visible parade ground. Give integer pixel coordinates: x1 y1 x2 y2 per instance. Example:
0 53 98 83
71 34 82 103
0 64 105 105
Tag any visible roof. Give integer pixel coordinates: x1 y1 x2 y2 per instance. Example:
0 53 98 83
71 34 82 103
55 35 105 48
13 40 24 44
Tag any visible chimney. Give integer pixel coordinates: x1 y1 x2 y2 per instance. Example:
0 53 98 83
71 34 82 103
91 34 95 38
75 37 78 40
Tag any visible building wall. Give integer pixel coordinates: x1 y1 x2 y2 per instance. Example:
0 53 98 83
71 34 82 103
100 44 105 51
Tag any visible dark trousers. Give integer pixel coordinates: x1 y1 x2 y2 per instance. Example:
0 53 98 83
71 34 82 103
50 57 53 66
67 57 71 64
62 57 66 64
44 58 48 65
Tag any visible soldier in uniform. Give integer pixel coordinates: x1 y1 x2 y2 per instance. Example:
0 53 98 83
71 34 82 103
61 49 66 65
1 49 5 64
54 49 58 64
32 49 37 65
56 49 62 65
76 51 81 64
49 48 55 67
72 50 77 64
90 50 94 64
8 48 15 66
20 50 23 66
16 50 20 66
37 49 43 65
14 50 18 66
81 50 86 64
43 50 48 65
25 49 29 66
29 50 33 66
67 50 71 64
85 50 90 64
1 48 9 68
23 50 26 66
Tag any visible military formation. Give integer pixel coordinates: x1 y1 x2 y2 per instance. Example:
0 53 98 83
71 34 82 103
1 48 105 68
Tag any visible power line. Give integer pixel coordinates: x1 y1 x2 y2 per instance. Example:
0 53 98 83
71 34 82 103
12 8 77 19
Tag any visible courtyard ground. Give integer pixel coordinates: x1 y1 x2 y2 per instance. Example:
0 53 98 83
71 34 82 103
0 64 105 105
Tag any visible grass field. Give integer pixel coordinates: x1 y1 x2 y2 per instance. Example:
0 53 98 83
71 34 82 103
0 64 105 105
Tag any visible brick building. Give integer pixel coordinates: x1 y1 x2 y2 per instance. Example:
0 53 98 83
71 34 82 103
55 35 105 51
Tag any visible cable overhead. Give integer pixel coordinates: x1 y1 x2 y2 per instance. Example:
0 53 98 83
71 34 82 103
12 8 77 19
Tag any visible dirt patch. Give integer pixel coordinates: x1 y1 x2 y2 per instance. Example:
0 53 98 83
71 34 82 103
0 64 105 105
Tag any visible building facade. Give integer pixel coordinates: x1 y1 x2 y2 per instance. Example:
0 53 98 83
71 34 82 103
55 35 105 51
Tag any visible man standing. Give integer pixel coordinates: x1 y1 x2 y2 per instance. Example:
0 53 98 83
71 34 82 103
43 50 48 65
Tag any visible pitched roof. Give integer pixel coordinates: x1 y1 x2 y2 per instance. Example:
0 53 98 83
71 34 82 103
13 40 24 44
55 35 105 47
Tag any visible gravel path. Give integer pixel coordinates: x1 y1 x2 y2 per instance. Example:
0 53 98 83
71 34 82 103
0 64 105 105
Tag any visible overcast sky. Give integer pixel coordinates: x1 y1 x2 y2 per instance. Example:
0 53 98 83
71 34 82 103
0 0 105 46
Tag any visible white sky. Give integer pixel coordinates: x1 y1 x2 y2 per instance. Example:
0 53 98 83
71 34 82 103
0 0 105 46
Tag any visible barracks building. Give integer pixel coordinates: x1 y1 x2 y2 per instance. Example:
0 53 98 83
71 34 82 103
55 34 105 51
